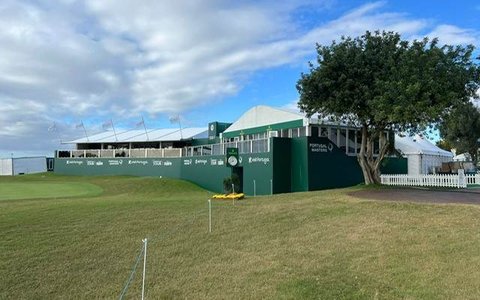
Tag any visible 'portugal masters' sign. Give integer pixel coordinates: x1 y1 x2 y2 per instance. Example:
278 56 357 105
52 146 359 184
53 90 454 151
226 148 239 167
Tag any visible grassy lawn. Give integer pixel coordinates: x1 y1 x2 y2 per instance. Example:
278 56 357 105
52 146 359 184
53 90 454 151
0 181 102 201
2 174 480 299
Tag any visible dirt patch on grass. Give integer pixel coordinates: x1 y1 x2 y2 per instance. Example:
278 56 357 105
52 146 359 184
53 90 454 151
349 188 480 205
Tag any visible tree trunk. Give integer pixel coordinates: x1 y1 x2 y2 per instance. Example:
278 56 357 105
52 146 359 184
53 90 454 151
357 125 389 185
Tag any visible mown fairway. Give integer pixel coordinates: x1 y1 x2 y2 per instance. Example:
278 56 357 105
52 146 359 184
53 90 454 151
2 174 480 299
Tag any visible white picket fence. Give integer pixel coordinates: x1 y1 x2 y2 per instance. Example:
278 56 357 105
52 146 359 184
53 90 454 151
467 174 480 185
380 171 480 189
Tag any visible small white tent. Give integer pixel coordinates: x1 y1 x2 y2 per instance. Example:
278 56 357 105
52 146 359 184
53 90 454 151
0 157 47 176
395 134 453 175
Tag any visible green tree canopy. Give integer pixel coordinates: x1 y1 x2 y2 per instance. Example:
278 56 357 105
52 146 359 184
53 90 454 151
297 30 479 184
439 102 480 163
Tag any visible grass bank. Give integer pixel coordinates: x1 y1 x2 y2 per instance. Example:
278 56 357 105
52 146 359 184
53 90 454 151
1 174 480 299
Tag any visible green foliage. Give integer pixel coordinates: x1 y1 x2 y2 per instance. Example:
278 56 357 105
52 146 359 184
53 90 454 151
223 174 241 193
439 102 480 162
297 30 479 183
436 139 454 152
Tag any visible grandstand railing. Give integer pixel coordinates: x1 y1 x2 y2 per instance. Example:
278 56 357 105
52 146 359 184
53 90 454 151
184 139 269 157
56 148 184 159
55 139 270 159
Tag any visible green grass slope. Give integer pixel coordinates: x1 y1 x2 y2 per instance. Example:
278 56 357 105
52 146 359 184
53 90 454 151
1 174 480 299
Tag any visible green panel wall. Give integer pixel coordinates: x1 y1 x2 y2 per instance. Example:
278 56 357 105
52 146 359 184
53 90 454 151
290 137 309 192
54 158 182 178
307 136 364 190
271 138 291 194
180 156 231 193
239 152 273 196
380 157 408 174
55 153 274 195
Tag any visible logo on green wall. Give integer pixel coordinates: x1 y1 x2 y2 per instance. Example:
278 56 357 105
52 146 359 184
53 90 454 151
226 147 239 167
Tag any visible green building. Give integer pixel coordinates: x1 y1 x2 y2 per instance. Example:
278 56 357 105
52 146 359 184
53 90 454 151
54 106 406 194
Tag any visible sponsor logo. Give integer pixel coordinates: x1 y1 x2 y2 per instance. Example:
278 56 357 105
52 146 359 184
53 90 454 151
128 160 148 165
218 160 224 166
210 159 217 166
96 161 104 166
108 160 123 166
154 160 173 166
87 161 95 166
248 157 270 165
239 156 243 164
183 159 193 165
309 143 333 153
66 160 83 165
195 159 208 165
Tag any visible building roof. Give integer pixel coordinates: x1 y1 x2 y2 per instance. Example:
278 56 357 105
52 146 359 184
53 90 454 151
223 105 306 134
395 134 453 157
63 127 208 144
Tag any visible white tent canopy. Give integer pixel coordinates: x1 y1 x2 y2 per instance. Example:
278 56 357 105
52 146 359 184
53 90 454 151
63 127 208 144
394 134 453 175
223 105 306 134
395 134 453 157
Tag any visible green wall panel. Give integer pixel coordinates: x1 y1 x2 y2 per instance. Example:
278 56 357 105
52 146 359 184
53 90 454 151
180 156 231 193
380 157 408 174
54 158 182 178
239 152 273 196
307 136 364 190
272 138 291 194
290 137 309 192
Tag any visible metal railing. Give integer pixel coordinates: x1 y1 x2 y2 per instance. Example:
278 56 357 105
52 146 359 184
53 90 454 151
56 139 271 159
57 148 183 159
184 139 269 157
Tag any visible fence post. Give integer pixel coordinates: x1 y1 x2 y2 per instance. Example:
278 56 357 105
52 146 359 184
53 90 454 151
270 179 273 195
253 180 256 197
141 238 148 300
208 199 212 233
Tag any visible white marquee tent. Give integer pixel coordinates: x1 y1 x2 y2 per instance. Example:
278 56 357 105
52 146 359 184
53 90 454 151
395 134 453 175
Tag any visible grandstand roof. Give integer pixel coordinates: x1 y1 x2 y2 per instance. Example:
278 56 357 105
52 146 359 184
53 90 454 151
63 127 208 144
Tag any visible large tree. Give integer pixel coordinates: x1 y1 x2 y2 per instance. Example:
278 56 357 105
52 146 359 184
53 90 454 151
297 31 479 184
439 102 480 163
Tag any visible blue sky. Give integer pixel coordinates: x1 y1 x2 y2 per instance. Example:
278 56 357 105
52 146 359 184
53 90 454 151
0 0 479 157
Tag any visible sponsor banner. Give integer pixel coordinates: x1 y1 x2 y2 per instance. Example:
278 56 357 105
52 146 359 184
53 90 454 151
309 143 333 153
127 160 149 166
108 160 123 166
153 160 173 167
247 156 270 165
194 159 208 165
66 160 83 165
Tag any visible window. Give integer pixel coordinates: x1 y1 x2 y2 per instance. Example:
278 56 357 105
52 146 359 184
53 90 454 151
319 127 328 137
299 127 306 137
291 128 299 138
339 129 347 152
348 129 356 154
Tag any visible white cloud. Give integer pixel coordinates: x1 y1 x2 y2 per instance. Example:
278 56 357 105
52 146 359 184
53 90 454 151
0 0 478 153
427 24 479 45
